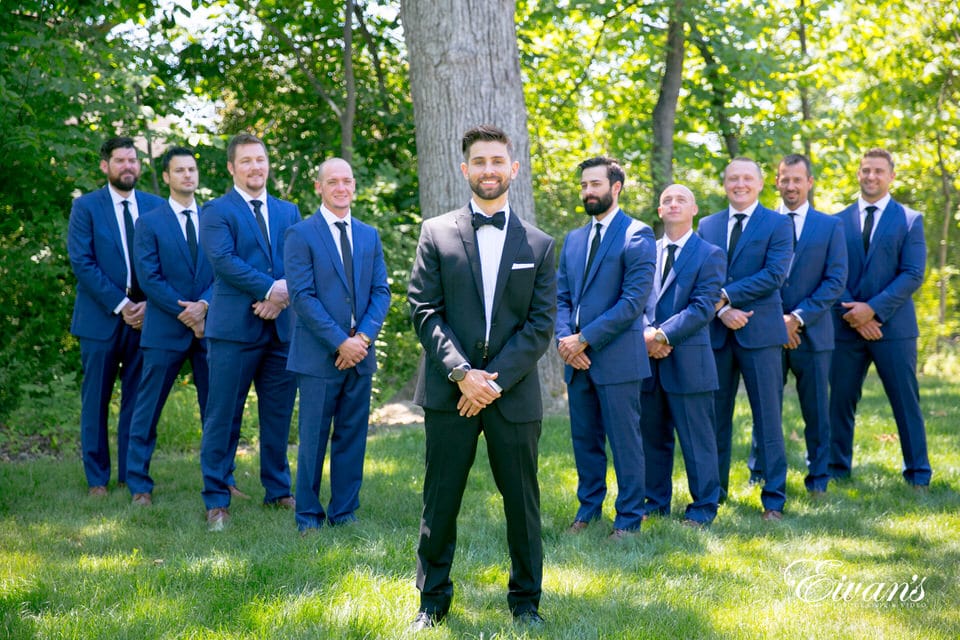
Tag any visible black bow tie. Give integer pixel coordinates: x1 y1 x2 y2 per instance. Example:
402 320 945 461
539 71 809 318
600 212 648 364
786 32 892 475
472 210 506 230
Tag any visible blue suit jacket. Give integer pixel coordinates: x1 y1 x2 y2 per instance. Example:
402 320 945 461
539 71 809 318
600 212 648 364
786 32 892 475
199 189 301 343
68 186 166 340
781 209 847 352
833 199 925 341
133 202 214 351
697 204 793 349
284 211 391 378
643 234 725 394
556 209 656 385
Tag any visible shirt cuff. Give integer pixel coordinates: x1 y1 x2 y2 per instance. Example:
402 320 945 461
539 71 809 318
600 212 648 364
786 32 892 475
265 281 277 301
717 304 732 317
114 297 131 315
790 311 804 326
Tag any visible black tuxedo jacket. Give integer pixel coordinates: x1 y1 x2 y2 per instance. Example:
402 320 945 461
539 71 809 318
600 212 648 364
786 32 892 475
408 205 557 423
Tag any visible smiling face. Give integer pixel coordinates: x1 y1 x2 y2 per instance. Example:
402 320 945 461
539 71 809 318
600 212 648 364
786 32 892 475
227 142 269 197
723 159 763 211
315 158 355 218
101 146 141 195
461 139 518 204
858 155 895 203
776 161 813 211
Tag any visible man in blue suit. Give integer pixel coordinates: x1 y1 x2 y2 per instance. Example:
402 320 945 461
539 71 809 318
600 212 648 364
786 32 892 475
199 133 301 531
125 147 214 506
641 184 724 527
556 156 656 539
829 148 930 488
284 158 390 533
68 136 165 495
762 154 847 496
697 157 793 521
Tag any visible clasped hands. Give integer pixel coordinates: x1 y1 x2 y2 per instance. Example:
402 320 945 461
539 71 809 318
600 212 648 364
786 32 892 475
121 301 146 331
178 300 207 338
334 335 368 370
643 327 673 359
456 369 501 418
715 295 752 330
557 334 591 370
841 301 883 340
252 279 289 320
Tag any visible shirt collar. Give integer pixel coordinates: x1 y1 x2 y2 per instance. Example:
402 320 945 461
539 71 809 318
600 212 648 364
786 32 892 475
108 184 136 206
729 200 759 217
858 193 891 214
234 185 268 205
320 204 352 227
660 227 693 251
169 197 198 214
779 201 809 218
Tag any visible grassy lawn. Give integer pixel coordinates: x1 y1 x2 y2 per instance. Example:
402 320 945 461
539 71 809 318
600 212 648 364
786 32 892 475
1 371 958 639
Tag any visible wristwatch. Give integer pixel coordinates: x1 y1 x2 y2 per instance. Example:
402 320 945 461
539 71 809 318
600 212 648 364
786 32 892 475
654 329 669 345
448 364 471 382
578 334 588 346
356 331 372 347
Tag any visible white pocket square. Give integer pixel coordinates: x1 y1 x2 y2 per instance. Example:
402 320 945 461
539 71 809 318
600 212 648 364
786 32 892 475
512 262 535 270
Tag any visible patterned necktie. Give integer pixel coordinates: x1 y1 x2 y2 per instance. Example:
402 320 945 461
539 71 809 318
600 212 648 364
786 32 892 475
181 210 198 264
728 213 746 264
662 243 677 286
862 205 877 253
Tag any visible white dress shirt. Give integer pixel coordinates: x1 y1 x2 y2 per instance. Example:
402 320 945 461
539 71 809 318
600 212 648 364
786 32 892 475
858 193 891 245
471 201 510 343
109 185 140 313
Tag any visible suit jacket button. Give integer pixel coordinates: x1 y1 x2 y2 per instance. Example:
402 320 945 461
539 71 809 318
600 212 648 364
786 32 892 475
475 340 485 351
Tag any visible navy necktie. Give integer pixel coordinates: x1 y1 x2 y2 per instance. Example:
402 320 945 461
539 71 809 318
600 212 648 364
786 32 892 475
862 205 877 253
728 213 746 264
583 223 602 285
122 200 143 301
251 199 271 254
335 221 356 320
788 212 798 249
180 210 198 264
662 243 677 286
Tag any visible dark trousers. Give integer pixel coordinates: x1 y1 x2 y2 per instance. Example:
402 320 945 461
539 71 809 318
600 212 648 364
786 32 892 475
126 340 208 495
714 339 787 511
78 323 142 487
829 337 931 485
200 323 296 509
416 406 542 617
295 369 372 530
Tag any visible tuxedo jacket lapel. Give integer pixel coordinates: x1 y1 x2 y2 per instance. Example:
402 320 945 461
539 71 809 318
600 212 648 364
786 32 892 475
456 208 485 306
491 214 525 316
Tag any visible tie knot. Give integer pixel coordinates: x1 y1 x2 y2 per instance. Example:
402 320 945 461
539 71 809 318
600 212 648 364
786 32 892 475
734 213 746 223
122 200 131 211
865 205 878 215
335 220 348 232
788 211 797 217
250 199 263 213
472 210 506 230
180 209 193 218
666 243 677 255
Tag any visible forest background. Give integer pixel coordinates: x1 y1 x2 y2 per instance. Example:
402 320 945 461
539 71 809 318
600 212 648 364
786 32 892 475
2 0 959 454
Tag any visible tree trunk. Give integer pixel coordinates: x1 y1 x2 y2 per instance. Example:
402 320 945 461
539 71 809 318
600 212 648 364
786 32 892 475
400 0 565 415
342 0 356 163
650 0 686 221
689 22 739 158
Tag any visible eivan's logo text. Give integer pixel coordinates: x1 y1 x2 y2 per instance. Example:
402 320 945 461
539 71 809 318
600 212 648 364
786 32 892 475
783 559 927 604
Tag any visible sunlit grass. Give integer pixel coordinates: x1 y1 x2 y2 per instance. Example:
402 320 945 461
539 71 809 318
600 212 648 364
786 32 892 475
0 371 957 638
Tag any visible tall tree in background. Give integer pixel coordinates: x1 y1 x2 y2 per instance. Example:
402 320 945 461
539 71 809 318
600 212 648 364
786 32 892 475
650 0 686 216
401 0 564 413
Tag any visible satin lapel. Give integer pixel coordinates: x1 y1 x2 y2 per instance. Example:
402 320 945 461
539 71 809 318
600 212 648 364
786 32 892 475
491 214 525 316
456 209 485 306
161 203 195 273
583 210 626 291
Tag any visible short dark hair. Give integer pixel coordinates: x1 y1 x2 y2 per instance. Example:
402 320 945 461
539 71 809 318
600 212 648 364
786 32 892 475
227 133 267 163
578 156 626 191
161 146 196 172
100 136 136 162
461 124 513 161
863 148 894 170
779 153 812 177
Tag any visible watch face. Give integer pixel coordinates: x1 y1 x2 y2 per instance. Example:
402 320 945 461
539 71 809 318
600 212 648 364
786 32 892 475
451 368 466 382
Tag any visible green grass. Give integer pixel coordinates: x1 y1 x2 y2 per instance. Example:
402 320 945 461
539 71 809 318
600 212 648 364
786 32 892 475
1 371 958 639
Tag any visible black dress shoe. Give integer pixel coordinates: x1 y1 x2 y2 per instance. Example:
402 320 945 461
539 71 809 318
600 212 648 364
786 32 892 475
514 609 545 627
410 610 442 631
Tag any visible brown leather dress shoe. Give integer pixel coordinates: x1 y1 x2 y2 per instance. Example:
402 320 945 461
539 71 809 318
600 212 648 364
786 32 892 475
761 509 783 522
608 528 639 541
88 486 108 497
275 496 296 509
207 507 230 531
229 485 251 500
566 520 590 534
132 492 152 506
